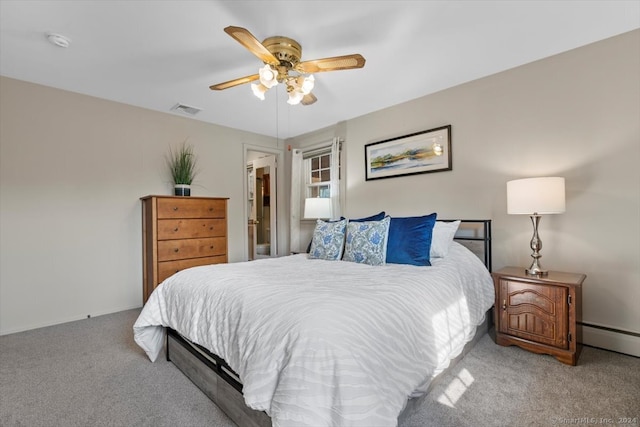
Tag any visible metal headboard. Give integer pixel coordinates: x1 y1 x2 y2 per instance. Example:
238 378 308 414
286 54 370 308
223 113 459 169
441 219 492 272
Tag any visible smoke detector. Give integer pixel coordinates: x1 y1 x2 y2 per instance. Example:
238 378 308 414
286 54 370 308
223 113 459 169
46 33 71 48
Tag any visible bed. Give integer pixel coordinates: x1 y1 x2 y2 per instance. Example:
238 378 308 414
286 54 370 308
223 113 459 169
134 219 494 427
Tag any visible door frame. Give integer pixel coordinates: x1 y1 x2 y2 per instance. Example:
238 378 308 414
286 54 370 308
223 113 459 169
251 154 277 259
243 144 285 261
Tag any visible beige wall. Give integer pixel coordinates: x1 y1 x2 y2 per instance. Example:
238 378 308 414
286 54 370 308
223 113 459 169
0 77 281 334
2 30 638 355
292 30 640 355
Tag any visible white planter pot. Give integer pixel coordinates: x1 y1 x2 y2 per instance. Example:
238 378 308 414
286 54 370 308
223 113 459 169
174 184 191 196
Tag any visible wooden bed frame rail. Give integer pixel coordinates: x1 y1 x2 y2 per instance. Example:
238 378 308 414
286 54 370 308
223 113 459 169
167 329 271 427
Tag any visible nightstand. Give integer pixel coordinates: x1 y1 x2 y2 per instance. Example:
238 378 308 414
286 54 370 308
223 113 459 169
492 266 586 365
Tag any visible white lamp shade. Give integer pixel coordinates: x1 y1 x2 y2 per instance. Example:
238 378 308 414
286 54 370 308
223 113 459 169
287 90 304 105
300 75 315 94
304 198 332 219
258 64 278 88
251 83 267 100
507 177 566 215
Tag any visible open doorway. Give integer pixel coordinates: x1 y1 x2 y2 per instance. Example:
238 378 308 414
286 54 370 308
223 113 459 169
246 150 278 260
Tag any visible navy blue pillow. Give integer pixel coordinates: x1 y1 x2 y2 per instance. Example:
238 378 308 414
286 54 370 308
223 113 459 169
349 211 386 222
386 213 437 266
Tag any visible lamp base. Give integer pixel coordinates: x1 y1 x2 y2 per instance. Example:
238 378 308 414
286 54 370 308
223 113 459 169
526 214 548 276
526 265 548 276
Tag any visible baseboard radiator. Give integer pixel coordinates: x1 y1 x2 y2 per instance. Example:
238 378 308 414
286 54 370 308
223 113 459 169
581 322 640 357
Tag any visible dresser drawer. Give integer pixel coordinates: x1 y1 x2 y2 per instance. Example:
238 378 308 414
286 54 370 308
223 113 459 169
157 198 226 219
157 237 227 261
157 219 226 240
158 256 226 283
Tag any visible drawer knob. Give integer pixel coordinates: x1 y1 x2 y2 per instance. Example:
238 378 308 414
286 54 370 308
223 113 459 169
209 207 213 211
502 299 507 311
173 207 178 211
210 246 214 249
173 227 179 232
174 248 179 253
209 226 213 230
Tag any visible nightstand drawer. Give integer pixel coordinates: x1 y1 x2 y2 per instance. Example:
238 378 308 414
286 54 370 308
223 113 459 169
498 279 568 349
492 266 585 366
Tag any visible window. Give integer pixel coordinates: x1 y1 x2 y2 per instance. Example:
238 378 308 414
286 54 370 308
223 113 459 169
306 152 332 199
293 139 341 223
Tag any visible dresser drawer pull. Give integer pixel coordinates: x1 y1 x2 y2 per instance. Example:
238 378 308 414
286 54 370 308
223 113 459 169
173 207 178 211
174 248 179 253
173 227 179 232
210 246 214 249
502 299 507 311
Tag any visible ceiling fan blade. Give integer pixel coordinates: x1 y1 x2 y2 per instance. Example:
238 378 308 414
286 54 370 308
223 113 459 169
224 26 279 66
209 74 259 91
295 54 365 73
301 92 317 106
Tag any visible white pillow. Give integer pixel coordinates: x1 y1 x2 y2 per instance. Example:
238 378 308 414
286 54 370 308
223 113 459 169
430 220 461 258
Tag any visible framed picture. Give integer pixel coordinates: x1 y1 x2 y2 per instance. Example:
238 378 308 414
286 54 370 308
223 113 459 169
365 125 452 181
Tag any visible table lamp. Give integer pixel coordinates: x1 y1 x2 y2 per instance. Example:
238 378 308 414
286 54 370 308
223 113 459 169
304 197 332 219
507 177 565 276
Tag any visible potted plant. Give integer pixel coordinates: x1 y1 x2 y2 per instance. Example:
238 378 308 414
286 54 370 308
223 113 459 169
166 141 198 196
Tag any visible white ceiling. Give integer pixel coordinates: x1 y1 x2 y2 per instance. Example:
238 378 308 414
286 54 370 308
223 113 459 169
1 1 638 139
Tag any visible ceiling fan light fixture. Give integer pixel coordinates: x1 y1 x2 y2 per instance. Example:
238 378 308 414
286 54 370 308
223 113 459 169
211 26 365 107
287 89 304 105
258 64 279 88
251 83 268 100
300 75 314 95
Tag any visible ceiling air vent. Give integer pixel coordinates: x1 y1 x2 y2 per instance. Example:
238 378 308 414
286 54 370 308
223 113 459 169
171 103 202 116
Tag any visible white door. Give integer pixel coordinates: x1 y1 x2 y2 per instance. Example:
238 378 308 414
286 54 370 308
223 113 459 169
252 155 277 258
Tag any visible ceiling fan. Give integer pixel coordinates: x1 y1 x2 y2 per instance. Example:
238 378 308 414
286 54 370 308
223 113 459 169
209 26 366 106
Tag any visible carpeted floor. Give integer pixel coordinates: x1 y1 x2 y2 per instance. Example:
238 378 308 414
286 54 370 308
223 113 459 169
1 308 638 427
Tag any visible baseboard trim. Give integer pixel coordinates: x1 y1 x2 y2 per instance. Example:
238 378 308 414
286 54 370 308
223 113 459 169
0 305 142 336
581 322 640 357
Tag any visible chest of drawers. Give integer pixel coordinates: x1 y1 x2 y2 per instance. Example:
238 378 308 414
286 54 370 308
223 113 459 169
141 195 228 303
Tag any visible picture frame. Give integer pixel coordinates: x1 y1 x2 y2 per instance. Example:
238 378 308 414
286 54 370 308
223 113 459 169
364 125 452 181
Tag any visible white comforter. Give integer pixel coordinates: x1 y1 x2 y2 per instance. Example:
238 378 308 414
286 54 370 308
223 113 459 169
134 242 494 427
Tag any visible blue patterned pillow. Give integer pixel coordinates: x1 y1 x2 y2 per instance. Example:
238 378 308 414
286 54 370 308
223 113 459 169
306 217 345 253
386 213 437 266
343 216 391 266
309 219 347 260
305 213 384 253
